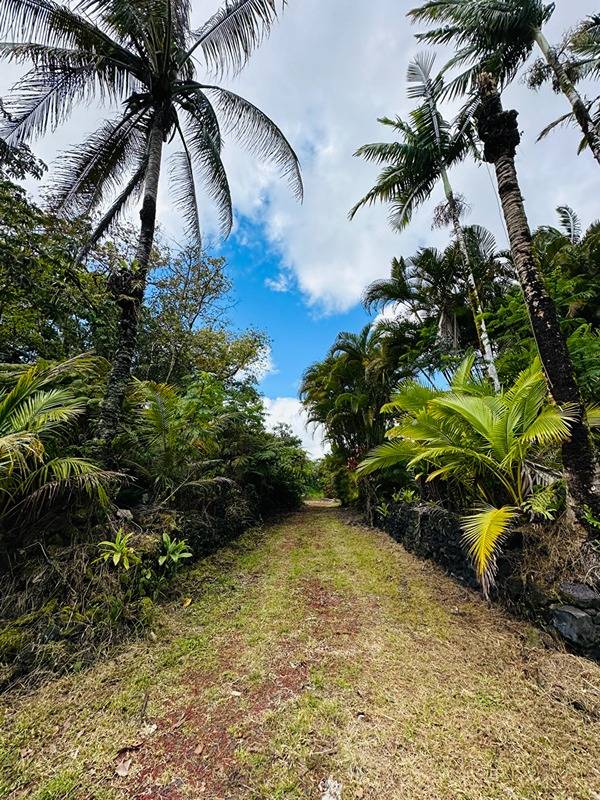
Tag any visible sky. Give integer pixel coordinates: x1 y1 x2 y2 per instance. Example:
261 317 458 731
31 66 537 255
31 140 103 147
2 0 600 458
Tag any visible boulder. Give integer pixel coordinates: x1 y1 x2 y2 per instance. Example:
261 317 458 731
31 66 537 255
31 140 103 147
558 581 600 609
550 604 600 648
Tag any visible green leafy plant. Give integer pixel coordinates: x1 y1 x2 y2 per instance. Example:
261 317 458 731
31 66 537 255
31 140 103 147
376 501 391 519
97 528 140 571
0 355 115 535
359 357 575 593
393 488 418 504
158 533 192 570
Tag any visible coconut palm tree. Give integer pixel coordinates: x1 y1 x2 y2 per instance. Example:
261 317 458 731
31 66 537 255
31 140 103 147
350 54 500 389
0 0 302 451
409 0 600 166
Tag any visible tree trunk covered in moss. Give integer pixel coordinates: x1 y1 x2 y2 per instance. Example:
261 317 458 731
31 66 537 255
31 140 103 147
475 75 600 529
98 122 164 453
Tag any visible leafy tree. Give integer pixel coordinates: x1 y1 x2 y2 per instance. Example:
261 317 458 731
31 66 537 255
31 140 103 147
410 0 600 165
0 176 114 362
0 0 302 449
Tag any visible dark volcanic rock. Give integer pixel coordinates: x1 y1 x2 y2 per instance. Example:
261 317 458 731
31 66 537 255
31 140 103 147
550 605 600 648
558 581 600 610
381 503 477 588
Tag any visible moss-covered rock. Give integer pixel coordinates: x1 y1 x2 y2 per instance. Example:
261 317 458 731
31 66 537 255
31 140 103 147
0 626 29 660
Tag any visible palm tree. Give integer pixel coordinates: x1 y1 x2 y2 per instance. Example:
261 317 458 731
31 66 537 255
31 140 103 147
359 356 575 593
474 73 600 524
0 0 302 450
0 355 114 537
409 0 600 166
363 257 424 321
350 54 500 389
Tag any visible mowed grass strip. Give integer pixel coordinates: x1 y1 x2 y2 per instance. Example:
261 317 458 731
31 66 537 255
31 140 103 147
1 506 600 799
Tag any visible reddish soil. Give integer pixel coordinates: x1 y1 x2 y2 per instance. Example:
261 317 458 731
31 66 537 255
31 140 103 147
125 654 309 799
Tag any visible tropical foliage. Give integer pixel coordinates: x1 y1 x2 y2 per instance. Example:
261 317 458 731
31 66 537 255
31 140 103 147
359 357 577 591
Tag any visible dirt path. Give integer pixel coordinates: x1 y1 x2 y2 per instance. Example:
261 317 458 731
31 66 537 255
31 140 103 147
2 505 600 799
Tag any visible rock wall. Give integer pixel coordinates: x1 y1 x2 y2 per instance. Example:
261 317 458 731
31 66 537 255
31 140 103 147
379 502 478 589
377 502 600 656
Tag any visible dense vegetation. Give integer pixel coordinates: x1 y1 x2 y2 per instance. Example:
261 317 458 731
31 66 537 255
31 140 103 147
0 0 313 686
303 3 600 595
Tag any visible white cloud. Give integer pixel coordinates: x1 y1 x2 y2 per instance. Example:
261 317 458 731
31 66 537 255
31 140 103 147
265 272 292 293
263 397 328 459
2 1 599 314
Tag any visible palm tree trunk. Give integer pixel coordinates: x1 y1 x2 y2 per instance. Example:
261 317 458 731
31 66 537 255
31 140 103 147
98 121 164 450
475 75 600 526
441 171 501 391
534 29 600 168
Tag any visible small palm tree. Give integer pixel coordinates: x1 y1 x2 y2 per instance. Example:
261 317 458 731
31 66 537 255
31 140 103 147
0 355 114 534
363 257 423 320
409 0 600 166
0 0 302 449
358 357 575 593
350 54 500 389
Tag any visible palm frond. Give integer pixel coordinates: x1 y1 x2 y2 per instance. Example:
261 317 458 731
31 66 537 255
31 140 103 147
48 109 149 215
191 0 286 76
180 102 233 237
203 84 303 200
169 146 203 247
461 504 517 594
556 205 582 245
357 440 417 475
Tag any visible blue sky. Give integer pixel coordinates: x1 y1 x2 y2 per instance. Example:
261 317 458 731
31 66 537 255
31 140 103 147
218 218 370 399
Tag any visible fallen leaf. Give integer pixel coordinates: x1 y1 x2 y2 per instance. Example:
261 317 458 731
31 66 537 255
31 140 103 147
194 743 205 756
230 690 242 697
115 756 132 777
182 597 192 608
19 748 33 760
320 777 342 800
149 630 157 642
140 722 157 737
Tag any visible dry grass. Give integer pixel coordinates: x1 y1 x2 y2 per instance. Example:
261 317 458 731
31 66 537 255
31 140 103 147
1 506 600 799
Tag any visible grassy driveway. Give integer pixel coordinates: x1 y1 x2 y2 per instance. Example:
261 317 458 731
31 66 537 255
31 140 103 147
2 504 600 799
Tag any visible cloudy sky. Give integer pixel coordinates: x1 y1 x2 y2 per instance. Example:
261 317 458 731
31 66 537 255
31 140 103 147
2 0 600 457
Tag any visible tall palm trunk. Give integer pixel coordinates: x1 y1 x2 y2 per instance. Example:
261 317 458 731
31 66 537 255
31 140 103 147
534 29 600 168
424 79 500 389
98 121 164 450
476 74 600 526
441 171 500 390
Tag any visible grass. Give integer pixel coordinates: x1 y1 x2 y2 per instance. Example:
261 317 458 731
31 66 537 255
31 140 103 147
2 504 600 799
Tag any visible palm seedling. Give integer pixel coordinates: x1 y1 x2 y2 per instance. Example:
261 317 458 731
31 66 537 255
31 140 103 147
0 355 114 536
0 0 302 448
